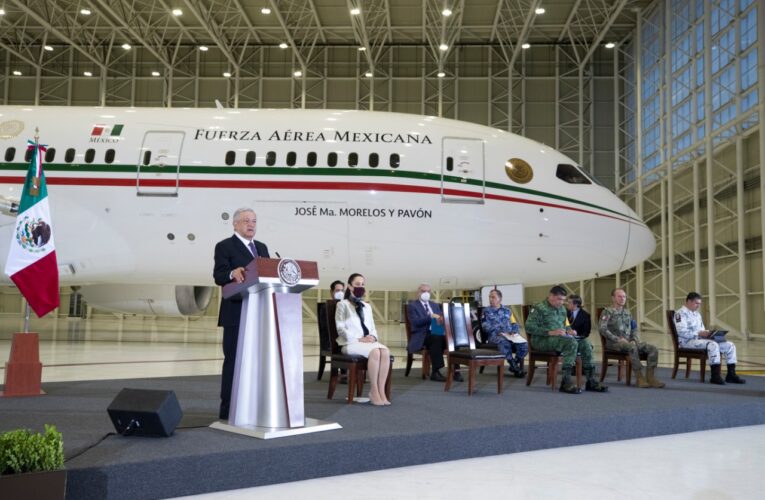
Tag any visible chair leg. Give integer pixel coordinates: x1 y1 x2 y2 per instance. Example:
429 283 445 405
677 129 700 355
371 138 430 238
445 359 453 391
672 356 679 379
685 358 692 379
497 365 503 394
405 352 413 377
422 351 430 380
625 358 632 386
700 358 706 383
617 359 624 382
317 356 326 381
575 357 582 389
385 358 393 400
526 358 535 386
549 358 559 391
327 367 339 400
467 363 475 395
600 354 608 382
356 367 366 397
346 366 356 404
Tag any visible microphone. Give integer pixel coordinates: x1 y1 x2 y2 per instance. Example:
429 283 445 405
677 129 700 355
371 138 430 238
275 252 281 258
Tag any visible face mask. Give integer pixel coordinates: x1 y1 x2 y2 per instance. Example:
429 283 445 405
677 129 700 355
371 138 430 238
333 291 344 301
420 292 431 302
352 286 365 298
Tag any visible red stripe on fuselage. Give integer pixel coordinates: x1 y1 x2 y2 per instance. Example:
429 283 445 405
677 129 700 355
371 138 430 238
0 175 632 224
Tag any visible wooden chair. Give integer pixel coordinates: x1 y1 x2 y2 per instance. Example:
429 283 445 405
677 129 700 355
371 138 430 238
404 302 430 379
666 309 707 382
597 331 647 385
523 305 582 391
443 302 506 395
316 302 332 380
325 300 394 403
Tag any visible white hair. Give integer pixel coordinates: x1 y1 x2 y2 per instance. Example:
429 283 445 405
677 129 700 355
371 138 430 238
233 207 256 223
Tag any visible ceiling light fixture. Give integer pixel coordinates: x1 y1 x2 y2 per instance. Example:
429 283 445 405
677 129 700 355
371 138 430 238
12 70 21 76
44 45 54 52
442 9 452 16
223 72 232 77
151 71 160 77
350 8 361 15
605 42 616 49
439 43 448 51
358 46 366 51
293 70 303 77
199 45 209 52
122 43 131 50
261 7 271 14
83 71 93 77
0 9 6 16
172 8 183 16
437 71 446 78
365 71 373 77
279 42 289 49
521 43 531 49
535 7 545 15
80 9 91 15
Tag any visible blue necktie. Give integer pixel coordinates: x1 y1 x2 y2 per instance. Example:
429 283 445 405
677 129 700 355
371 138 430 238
248 241 257 257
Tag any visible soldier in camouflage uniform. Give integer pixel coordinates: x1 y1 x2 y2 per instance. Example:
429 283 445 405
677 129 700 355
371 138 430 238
525 285 608 394
599 288 664 388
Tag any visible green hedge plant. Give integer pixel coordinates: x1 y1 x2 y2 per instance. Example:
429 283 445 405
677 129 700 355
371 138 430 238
0 424 64 475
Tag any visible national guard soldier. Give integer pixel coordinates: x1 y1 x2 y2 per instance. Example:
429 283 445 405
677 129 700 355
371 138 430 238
675 292 744 385
525 285 608 394
599 288 664 388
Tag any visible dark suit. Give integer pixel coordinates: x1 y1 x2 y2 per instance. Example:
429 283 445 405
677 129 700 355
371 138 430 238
406 300 446 372
213 234 269 419
569 308 591 338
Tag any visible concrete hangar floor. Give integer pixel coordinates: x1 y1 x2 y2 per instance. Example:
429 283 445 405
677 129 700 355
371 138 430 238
0 315 763 499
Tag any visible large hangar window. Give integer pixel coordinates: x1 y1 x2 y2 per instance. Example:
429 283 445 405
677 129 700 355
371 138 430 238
4 147 15 162
556 164 591 184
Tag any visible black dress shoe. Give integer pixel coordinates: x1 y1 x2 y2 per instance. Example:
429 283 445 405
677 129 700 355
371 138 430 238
453 371 464 382
430 371 446 382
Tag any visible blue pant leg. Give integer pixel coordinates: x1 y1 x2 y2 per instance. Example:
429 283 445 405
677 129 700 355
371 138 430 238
513 341 528 360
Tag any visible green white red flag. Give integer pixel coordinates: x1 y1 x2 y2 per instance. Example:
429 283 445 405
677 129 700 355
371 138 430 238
4 139 59 316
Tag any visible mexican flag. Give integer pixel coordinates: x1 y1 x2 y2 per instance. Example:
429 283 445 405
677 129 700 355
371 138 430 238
4 140 59 317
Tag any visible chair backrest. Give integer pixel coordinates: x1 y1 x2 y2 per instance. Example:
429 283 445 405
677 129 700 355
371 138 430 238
666 309 680 351
443 302 475 351
325 300 341 354
404 301 414 343
317 302 330 351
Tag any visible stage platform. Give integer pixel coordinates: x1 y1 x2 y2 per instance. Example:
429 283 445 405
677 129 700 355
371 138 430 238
1 368 764 499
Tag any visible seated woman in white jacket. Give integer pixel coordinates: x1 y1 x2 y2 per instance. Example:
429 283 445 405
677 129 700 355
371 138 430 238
335 272 391 406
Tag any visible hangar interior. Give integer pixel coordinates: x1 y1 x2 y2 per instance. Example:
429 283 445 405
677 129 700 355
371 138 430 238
0 0 763 345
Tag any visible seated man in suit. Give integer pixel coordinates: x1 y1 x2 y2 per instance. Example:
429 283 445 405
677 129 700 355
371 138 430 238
481 289 527 377
526 285 608 394
213 207 269 420
675 292 744 385
406 283 462 382
566 294 591 338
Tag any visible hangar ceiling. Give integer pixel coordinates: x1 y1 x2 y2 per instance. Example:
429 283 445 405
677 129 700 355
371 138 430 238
0 0 652 76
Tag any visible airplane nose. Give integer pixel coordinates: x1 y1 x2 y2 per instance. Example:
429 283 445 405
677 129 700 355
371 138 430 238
621 218 656 271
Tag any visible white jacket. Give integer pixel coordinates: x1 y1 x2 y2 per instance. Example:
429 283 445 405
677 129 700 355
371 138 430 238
335 299 378 346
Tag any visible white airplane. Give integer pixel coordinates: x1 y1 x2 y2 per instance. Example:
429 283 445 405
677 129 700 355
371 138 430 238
0 106 655 316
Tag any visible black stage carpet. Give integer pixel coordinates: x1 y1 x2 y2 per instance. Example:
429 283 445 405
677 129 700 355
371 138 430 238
1 368 764 499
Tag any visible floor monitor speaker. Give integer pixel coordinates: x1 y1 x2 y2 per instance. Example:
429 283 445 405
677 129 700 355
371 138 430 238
107 388 182 437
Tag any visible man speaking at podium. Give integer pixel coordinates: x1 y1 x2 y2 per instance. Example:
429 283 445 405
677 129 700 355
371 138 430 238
213 207 270 420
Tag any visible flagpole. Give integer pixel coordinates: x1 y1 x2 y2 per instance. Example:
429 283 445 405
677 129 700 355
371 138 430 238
23 301 30 334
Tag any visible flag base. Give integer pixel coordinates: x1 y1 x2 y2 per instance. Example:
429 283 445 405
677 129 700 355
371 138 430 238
1 333 45 397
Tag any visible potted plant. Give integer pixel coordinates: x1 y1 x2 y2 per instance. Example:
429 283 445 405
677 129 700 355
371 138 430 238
0 424 66 500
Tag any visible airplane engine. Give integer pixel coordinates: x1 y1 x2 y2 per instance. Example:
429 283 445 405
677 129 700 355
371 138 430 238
78 284 214 317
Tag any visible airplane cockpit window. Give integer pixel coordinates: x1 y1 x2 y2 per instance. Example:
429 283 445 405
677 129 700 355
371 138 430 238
45 148 56 163
246 151 256 166
266 151 276 166
85 149 95 164
24 148 32 162
65 148 75 163
446 157 454 172
504 158 533 184
286 151 297 167
105 149 115 164
348 152 358 167
307 152 317 167
328 152 338 167
142 150 151 166
390 153 400 168
225 151 235 166
556 163 591 184
369 153 379 168
4 147 15 162
580 168 605 187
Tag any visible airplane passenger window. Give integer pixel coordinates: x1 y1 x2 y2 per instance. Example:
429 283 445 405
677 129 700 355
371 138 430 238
105 149 115 164
266 151 276 166
4 147 15 162
85 149 95 164
390 153 400 168
245 151 256 166
45 148 56 163
65 148 75 163
556 163 591 184
142 150 151 166
286 151 296 167
369 153 378 168
24 148 32 162
348 152 358 167
446 157 454 172
328 152 337 167
307 152 317 167
225 151 236 166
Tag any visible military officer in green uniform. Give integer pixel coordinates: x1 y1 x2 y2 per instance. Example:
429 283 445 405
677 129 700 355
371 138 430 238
599 288 664 388
525 285 608 394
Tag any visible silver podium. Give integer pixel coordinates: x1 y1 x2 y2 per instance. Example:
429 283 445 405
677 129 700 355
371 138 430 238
210 257 341 439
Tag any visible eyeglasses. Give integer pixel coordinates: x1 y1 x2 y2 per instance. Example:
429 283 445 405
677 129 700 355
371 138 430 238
238 218 257 224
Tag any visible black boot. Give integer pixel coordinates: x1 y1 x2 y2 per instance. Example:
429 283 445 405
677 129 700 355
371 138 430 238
584 367 608 392
514 358 526 378
725 364 746 384
710 364 725 385
559 371 582 394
